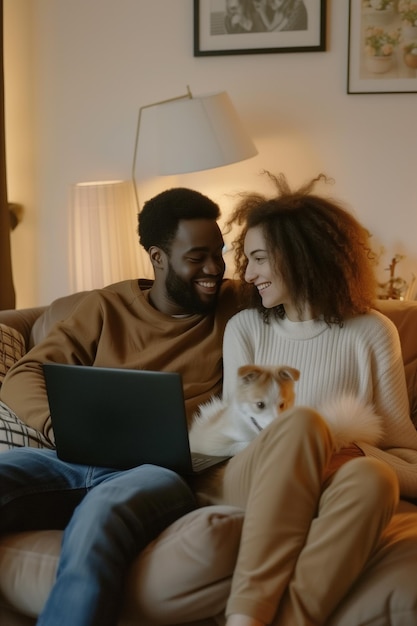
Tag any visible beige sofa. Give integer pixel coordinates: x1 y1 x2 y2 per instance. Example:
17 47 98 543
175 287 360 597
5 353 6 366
0 289 417 626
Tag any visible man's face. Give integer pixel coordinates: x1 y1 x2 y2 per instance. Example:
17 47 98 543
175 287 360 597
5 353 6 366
165 219 226 315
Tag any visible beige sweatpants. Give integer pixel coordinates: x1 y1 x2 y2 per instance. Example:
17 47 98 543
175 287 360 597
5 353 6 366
215 406 399 625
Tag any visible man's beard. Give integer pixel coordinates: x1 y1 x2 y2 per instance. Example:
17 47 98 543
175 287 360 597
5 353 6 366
166 264 219 315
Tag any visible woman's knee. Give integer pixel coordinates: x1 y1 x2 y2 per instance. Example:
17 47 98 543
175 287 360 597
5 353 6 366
336 456 399 508
261 405 334 449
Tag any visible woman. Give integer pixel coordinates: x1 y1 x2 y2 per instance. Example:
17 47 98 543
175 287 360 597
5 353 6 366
210 173 417 626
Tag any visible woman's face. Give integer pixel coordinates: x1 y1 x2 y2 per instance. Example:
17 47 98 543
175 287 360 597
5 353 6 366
244 225 313 321
243 226 290 310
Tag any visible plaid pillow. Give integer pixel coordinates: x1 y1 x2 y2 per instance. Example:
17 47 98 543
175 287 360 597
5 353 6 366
0 401 54 451
0 324 54 451
0 323 26 385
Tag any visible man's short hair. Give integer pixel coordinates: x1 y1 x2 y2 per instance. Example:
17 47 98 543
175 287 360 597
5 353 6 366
138 187 221 252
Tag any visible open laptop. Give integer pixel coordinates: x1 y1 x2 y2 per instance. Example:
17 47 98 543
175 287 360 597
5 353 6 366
43 363 230 475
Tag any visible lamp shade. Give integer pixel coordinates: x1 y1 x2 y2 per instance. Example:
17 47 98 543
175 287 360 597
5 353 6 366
149 91 257 175
132 88 258 210
69 180 140 292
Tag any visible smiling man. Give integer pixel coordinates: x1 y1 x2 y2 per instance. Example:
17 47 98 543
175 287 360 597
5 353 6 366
0 187 241 626
139 188 228 316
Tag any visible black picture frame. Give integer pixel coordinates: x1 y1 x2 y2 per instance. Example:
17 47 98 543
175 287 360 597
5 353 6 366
348 0 417 94
193 0 326 57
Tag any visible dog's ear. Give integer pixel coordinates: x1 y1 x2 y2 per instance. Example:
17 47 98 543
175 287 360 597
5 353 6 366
277 367 300 382
237 365 264 385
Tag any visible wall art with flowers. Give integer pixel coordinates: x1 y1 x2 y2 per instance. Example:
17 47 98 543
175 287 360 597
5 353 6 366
348 0 417 93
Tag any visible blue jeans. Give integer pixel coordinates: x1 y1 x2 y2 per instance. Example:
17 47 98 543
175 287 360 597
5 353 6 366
0 448 196 626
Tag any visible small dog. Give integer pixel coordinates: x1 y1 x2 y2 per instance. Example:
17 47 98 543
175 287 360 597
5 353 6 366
189 365 384 457
189 364 300 456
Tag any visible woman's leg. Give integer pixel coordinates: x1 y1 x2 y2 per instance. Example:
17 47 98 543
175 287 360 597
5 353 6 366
274 456 399 626
36 463 196 626
219 407 335 625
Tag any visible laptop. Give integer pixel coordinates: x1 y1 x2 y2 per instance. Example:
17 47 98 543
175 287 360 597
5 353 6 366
43 363 230 475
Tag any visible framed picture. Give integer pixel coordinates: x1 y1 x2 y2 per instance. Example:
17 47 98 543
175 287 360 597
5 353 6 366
348 0 417 94
193 0 326 57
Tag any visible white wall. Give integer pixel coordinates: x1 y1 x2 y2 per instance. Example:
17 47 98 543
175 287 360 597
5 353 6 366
5 0 417 307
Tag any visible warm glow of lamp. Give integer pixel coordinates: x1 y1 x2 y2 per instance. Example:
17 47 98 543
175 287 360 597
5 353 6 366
131 86 258 211
69 180 143 292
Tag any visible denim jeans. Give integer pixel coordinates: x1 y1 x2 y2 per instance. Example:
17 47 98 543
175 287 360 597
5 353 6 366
0 447 196 626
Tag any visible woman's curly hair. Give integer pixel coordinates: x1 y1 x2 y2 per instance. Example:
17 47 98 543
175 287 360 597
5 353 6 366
224 172 377 325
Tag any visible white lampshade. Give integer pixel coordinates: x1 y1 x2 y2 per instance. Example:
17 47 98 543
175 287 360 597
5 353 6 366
148 91 257 175
69 180 143 292
132 88 257 210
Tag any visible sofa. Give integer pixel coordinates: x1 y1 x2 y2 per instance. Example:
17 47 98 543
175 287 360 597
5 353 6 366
0 290 417 626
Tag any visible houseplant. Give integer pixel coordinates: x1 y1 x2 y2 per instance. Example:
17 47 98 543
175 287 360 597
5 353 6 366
377 254 409 300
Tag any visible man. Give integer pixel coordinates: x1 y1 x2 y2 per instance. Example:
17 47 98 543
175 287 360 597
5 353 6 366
0 187 241 626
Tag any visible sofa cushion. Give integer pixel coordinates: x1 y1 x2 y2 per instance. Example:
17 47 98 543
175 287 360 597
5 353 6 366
326 500 417 626
376 299 417 427
0 324 25 386
124 505 243 624
0 529 61 618
0 505 244 623
3 503 416 626
29 291 89 348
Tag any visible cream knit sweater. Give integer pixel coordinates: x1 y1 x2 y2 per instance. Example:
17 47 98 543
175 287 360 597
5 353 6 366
222 308 417 498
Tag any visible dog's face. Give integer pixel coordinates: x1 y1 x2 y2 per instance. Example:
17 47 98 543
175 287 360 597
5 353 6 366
235 364 300 434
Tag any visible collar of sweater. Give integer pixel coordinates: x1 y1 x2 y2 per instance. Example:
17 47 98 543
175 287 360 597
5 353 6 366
273 315 330 341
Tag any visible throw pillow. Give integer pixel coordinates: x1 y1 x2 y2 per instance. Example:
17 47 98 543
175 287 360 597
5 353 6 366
124 505 244 623
0 402 54 452
0 323 25 385
0 324 53 451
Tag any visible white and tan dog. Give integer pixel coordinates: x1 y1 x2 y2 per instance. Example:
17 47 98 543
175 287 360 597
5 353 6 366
189 364 384 457
189 364 300 457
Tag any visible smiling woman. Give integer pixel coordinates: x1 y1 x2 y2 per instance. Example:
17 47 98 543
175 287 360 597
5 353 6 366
197 171 417 626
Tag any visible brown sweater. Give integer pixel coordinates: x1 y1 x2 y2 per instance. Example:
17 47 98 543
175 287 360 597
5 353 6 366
1 279 241 440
